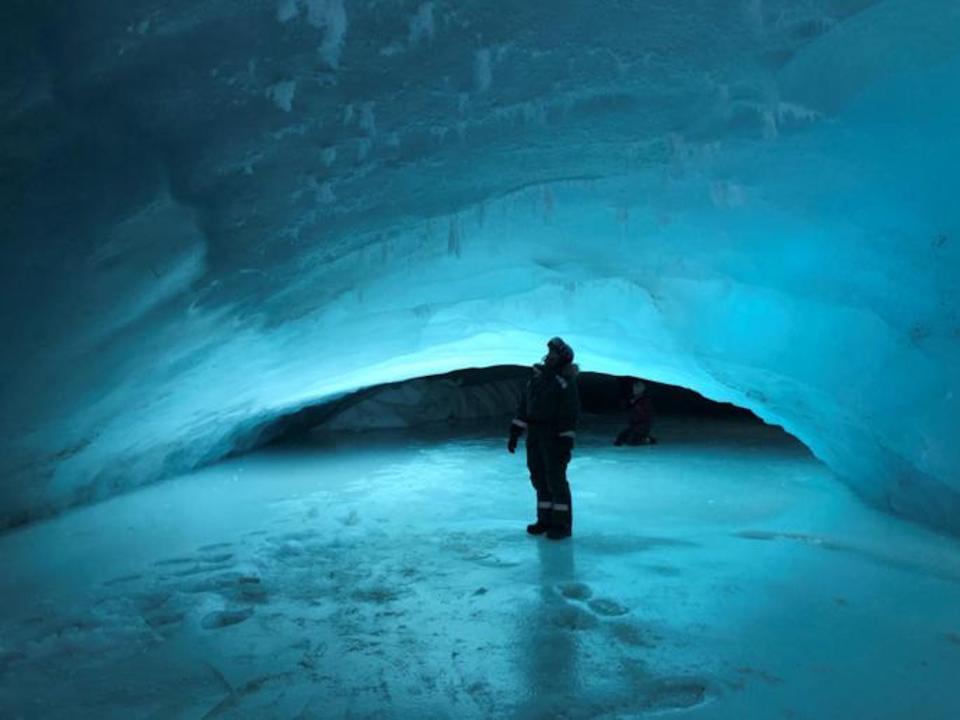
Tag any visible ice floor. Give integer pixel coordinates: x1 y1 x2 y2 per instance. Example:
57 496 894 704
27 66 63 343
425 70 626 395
1 416 959 719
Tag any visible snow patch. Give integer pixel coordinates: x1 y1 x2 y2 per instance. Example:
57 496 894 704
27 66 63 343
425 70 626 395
762 109 778 140
379 42 405 57
710 181 748 209
308 0 348 68
277 0 348 68
777 101 824 125
409 3 435 46
357 138 372 161
475 48 493 93
315 179 336 204
277 0 299 23
745 0 764 32
266 80 297 112
359 102 377 136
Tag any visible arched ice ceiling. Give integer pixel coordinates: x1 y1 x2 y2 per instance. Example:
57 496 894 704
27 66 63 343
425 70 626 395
1 0 959 531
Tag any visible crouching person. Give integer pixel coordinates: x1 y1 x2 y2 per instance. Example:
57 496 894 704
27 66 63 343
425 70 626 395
614 380 657 446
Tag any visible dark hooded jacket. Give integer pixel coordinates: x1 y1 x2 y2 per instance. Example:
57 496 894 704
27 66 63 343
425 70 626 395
514 363 580 437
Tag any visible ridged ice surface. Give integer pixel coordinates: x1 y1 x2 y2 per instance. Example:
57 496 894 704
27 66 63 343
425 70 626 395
1 1 959 531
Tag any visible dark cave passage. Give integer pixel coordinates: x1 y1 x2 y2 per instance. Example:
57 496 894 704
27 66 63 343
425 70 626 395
260 366 761 445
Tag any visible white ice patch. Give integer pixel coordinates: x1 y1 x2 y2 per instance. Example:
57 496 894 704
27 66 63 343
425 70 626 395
745 0 764 33
277 0 348 68
408 2 435 46
318 182 336 204
710 181 748 209
277 0 299 23
475 48 493 93
777 101 824 125
762 109 778 140
357 137 372 161
309 178 336 204
266 80 297 112
308 0 348 68
359 102 377 136
76 196 207 352
379 42 405 57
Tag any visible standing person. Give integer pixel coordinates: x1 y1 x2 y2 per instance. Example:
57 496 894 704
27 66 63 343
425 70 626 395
614 380 657 446
507 337 580 540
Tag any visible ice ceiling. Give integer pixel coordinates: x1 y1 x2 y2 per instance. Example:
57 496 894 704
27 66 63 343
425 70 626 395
1 0 958 532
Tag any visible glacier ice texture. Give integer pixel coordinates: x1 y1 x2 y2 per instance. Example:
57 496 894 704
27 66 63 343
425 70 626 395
0 0 959 532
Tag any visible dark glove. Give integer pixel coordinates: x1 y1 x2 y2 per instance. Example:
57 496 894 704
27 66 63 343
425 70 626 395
558 435 574 454
508 424 524 454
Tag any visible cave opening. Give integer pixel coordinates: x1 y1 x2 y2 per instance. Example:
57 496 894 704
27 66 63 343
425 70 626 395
261 365 764 445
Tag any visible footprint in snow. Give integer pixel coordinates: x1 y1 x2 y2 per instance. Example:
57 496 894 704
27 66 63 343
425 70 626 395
556 582 592 601
641 677 713 712
197 542 233 552
201 608 254 630
587 598 630 617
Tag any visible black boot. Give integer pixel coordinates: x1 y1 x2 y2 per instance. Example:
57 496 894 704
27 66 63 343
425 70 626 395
527 500 552 535
546 499 572 540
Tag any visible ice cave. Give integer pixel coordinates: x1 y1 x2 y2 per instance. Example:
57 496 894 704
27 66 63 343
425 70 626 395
1 0 959 717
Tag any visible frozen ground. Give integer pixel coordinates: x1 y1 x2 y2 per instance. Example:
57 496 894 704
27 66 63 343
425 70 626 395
1 416 958 719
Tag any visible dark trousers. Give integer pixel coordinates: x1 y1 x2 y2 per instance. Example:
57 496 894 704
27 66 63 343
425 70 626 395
526 430 573 530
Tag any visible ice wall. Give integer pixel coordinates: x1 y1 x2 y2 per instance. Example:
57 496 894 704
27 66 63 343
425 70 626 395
1 0 958 531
